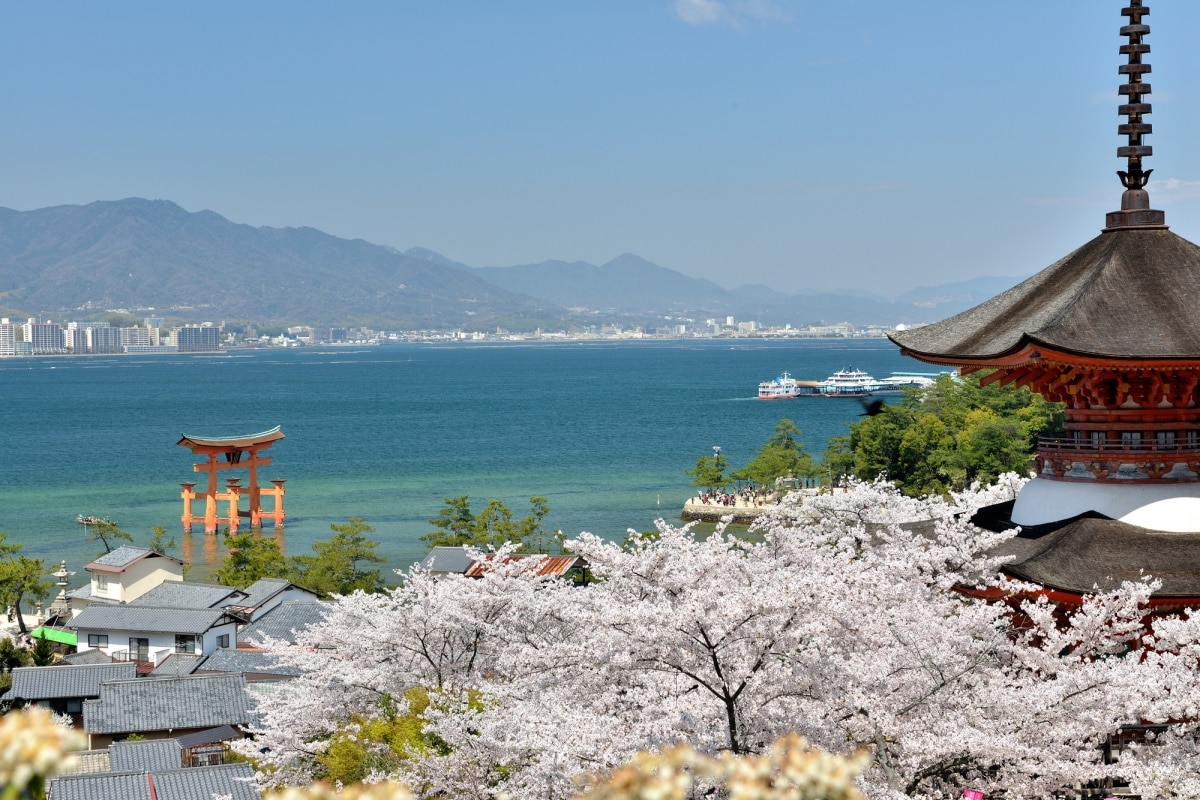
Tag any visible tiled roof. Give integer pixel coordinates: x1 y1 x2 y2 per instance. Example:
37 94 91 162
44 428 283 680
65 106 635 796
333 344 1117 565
890 229 1200 363
152 653 204 676
174 724 241 748
48 763 259 800
109 739 182 772
418 546 478 574
149 763 260 800
6 663 136 701
236 575 314 606
87 546 184 573
68 605 231 635
48 771 153 800
130 581 245 609
465 553 582 578
61 649 115 666
197 648 300 677
58 750 111 776
238 601 332 645
83 673 250 734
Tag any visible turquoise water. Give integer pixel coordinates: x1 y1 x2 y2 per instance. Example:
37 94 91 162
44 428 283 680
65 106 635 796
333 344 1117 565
0 340 924 582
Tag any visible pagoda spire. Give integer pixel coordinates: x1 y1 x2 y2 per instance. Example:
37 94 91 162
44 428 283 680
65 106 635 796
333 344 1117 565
1106 0 1167 230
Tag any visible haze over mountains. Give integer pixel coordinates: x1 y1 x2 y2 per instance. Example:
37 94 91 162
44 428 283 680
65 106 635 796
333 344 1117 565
0 199 1023 330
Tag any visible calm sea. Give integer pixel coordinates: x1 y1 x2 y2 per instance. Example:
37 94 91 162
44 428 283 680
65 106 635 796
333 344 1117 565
0 339 925 583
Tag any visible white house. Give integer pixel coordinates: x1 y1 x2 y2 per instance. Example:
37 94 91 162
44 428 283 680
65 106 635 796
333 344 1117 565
67 606 240 669
67 546 185 614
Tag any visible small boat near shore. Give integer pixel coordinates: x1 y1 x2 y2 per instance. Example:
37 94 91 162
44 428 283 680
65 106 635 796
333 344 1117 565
77 515 116 526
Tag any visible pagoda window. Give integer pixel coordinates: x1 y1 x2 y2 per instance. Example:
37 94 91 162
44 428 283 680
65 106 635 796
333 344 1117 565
1188 430 1199 448
1157 431 1176 450
1121 431 1143 449
1091 431 1107 448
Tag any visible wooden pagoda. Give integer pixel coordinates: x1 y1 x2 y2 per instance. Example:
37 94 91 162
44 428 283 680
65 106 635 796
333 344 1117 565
177 426 286 534
890 1 1200 608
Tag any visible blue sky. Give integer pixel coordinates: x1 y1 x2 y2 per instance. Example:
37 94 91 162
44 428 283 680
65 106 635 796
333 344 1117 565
3 1 1199 296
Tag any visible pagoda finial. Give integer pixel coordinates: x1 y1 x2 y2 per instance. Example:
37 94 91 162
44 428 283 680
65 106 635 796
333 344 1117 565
1106 1 1167 230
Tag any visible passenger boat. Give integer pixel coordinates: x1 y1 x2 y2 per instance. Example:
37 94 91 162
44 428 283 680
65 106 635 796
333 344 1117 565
757 372 803 399
816 367 885 397
77 514 116 526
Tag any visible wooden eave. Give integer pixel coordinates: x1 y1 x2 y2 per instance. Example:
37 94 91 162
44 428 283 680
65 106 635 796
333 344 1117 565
898 338 1200 373
177 426 284 452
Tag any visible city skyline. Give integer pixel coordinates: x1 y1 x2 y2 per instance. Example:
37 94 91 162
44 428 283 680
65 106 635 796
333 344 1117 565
2 1 1199 297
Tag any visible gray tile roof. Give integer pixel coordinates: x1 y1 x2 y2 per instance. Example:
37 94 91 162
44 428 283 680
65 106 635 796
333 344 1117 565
174 724 241 749
68 605 231 635
129 581 245 609
48 763 259 800
88 546 155 570
238 601 332 645
108 739 182 772
83 673 250 734
890 229 1200 363
6 663 136 701
419 546 478 574
58 750 111 775
48 771 153 800
61 649 118 666
196 648 301 677
238 577 293 608
149 763 259 800
152 654 204 677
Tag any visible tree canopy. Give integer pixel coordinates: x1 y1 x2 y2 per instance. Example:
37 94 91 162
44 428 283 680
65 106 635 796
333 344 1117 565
0 533 52 634
215 519 390 595
240 476 1200 800
422 496 557 552
731 418 819 486
823 372 1064 495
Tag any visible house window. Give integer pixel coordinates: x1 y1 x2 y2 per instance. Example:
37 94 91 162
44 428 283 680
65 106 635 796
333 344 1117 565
94 574 108 592
129 638 149 661
175 634 197 654
87 634 108 648
217 634 230 649
66 699 82 714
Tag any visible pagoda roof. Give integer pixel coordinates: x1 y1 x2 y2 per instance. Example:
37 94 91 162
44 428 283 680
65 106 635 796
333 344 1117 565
177 426 284 450
889 228 1200 366
981 506 1200 598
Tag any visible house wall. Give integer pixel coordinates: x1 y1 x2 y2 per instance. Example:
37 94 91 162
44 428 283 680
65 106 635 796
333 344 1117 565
88 559 183 604
74 620 239 664
251 587 320 620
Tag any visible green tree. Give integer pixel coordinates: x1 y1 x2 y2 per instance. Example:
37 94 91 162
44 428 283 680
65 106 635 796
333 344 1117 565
316 688 446 785
290 518 387 595
214 532 288 588
687 450 729 493
731 419 819 487
145 525 178 556
85 520 133 555
0 535 53 634
826 371 1065 496
0 637 30 672
422 496 555 551
31 633 55 666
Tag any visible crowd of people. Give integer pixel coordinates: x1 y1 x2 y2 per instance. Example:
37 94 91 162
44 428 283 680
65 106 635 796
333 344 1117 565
695 483 767 507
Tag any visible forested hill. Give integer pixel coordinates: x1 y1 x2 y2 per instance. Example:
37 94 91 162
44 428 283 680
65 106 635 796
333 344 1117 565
0 198 1025 329
0 199 564 329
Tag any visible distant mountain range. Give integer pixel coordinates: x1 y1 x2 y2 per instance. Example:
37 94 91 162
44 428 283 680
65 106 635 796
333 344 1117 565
0 198 1026 330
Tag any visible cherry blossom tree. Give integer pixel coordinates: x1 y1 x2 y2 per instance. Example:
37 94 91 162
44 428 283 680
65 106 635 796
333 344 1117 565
240 477 1200 800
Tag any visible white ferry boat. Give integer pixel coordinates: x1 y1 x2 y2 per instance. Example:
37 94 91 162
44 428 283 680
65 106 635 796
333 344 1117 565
816 367 885 397
758 372 803 399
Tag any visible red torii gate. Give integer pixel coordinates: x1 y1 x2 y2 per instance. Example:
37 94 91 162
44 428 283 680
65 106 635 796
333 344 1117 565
178 427 286 533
